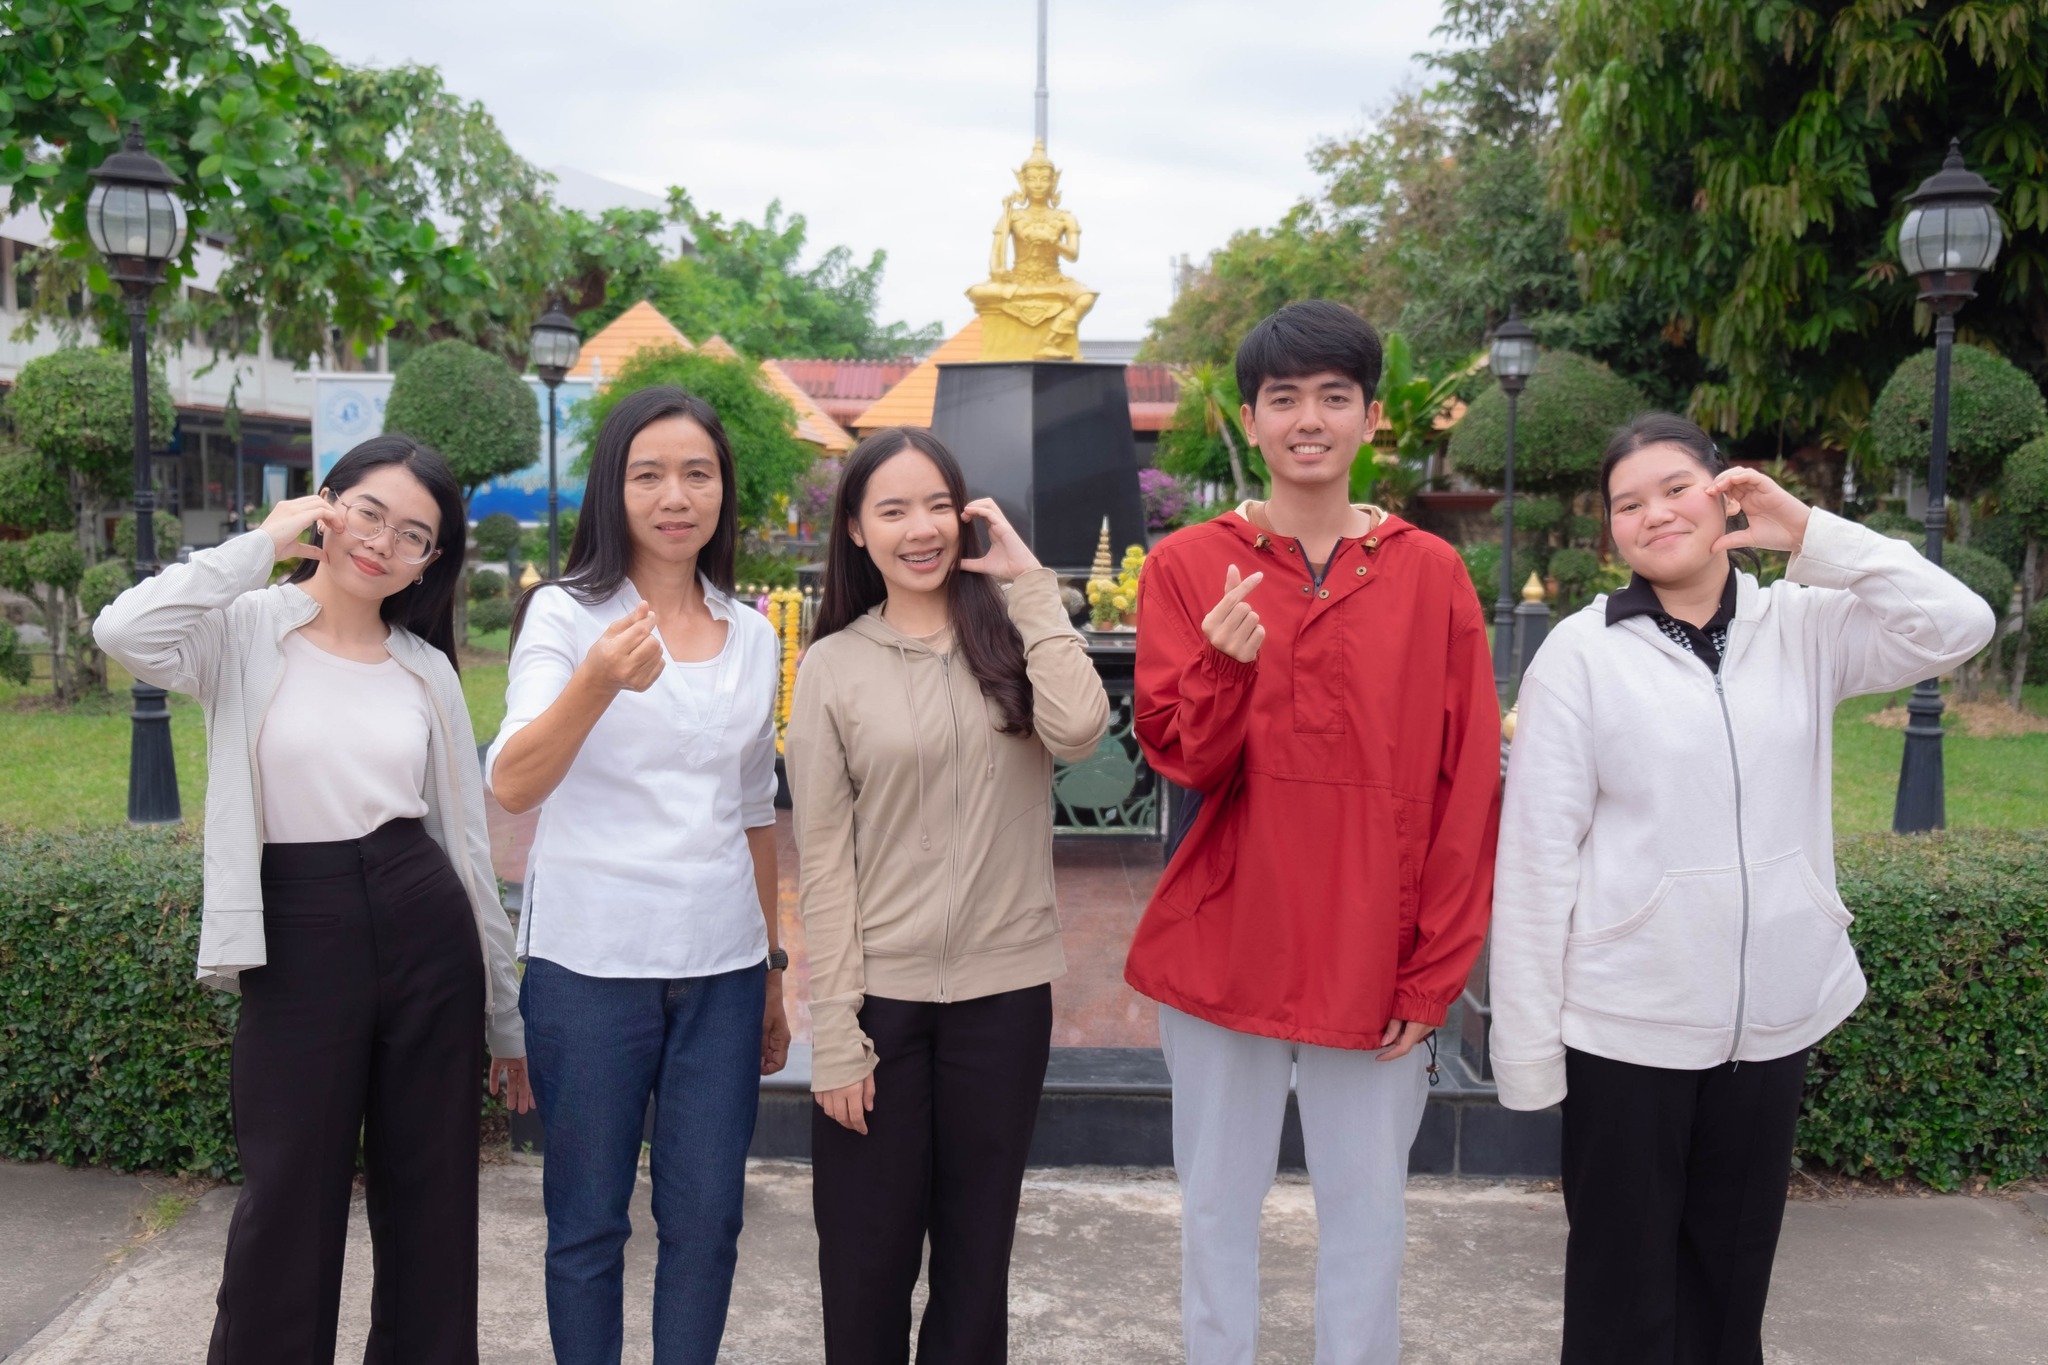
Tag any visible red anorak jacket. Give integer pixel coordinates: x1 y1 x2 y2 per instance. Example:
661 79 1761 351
1124 509 1501 1047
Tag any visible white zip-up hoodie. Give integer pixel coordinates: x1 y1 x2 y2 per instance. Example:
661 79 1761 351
1490 510 1995 1110
94 530 524 1058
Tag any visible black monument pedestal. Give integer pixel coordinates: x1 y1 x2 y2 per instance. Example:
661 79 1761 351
929 360 1148 571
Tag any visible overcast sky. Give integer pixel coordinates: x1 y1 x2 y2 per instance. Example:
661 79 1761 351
284 0 1449 344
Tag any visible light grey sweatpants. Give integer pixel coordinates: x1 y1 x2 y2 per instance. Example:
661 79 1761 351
1159 1004 1430 1365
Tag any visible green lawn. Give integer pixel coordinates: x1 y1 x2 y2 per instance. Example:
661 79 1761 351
1831 685 2048 832
3 658 2041 834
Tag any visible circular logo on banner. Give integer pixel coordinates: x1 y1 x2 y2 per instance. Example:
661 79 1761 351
324 388 373 436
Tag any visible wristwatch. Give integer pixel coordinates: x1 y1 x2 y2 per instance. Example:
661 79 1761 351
767 948 789 972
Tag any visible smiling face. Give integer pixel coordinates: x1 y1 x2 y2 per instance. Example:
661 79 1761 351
315 463 442 604
849 447 960 602
1606 443 1739 584
622 415 723 570
1241 370 1381 493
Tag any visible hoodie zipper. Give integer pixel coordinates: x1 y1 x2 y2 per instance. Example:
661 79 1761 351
1713 668 1751 1063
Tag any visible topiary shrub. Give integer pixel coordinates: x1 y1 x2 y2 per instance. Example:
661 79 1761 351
0 826 239 1175
1996 600 2048 681
1447 349 1650 503
7 348 174 497
1800 831 2048 1189
0 444 73 535
468 567 507 601
467 595 514 636
1861 507 1920 537
472 511 522 565
384 341 540 498
1869 345 2047 510
1547 546 1602 607
113 510 183 562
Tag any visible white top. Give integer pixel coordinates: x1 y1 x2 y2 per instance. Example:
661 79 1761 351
1488 510 1997 1111
257 630 430 844
486 577 780 979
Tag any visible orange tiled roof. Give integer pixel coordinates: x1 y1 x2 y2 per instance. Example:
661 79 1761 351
776 358 920 427
567 300 692 382
696 334 741 360
759 360 855 454
851 319 984 432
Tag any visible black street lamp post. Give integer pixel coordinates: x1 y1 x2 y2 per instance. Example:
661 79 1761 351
1892 140 2003 834
87 123 188 826
528 305 582 579
1488 309 1539 705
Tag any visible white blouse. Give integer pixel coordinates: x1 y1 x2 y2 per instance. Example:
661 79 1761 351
257 630 430 844
485 577 780 979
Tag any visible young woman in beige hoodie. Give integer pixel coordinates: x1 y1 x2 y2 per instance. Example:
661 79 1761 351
786 426 1110 1364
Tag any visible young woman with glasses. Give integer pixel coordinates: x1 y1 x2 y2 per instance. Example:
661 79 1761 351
95 434 530 1364
487 386 790 1365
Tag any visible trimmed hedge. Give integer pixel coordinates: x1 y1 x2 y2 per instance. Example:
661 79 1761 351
0 826 237 1175
1801 831 2048 1189
3 825 2041 1185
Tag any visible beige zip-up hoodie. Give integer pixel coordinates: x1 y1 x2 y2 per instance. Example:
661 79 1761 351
786 567 1111 1092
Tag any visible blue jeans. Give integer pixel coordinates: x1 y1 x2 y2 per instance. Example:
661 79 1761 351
521 956 765 1365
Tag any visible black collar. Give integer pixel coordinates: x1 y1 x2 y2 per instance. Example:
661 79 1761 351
1605 564 1738 630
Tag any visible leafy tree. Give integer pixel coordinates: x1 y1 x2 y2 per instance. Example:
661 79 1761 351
644 192 941 360
1154 365 1261 500
1868 345 2047 544
0 621 30 688
2001 435 2048 705
0 3 497 362
1447 348 1649 555
1361 333 1480 507
573 347 812 527
1550 0 2048 444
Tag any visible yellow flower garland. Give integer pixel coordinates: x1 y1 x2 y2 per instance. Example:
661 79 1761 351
768 587 803 752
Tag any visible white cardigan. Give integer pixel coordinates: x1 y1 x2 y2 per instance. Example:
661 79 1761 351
94 531 524 1058
1489 511 1996 1110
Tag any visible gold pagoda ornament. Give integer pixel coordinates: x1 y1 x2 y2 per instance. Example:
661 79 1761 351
966 139 1096 361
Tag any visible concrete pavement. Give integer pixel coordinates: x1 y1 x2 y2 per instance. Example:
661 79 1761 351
9 1159 2047 1363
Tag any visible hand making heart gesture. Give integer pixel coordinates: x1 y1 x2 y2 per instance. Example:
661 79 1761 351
1708 467 1813 556
958 498 1043 583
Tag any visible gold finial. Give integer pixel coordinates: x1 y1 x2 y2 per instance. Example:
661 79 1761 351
966 140 1096 361
1502 701 1519 740
518 562 543 591
1090 517 1114 580
1521 571 1546 603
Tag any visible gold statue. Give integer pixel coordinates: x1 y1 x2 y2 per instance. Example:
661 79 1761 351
966 140 1096 361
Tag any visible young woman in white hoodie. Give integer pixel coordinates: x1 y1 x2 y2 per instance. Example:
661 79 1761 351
1490 413 1995 1365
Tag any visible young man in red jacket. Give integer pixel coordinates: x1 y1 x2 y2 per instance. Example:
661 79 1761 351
1126 300 1501 1364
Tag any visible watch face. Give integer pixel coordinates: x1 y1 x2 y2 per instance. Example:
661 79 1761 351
768 949 789 971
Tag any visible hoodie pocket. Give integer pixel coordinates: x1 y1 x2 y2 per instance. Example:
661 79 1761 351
1565 867 1742 1029
1743 851 1856 1030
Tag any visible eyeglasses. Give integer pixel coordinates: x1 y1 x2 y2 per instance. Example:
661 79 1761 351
322 491 437 565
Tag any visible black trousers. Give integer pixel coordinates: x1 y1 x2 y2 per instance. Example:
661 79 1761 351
812 984 1053 1365
1559 1045 1811 1365
209 818 486 1365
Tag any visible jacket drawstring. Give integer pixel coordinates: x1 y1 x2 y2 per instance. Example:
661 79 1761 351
894 641 932 850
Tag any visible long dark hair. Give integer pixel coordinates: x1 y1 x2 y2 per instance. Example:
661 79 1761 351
512 385 740 640
816 427 1034 737
288 435 466 673
1599 412 1756 572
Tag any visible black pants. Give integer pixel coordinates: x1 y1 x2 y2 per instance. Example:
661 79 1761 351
1559 1046 1811 1365
209 818 486 1365
813 984 1053 1365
